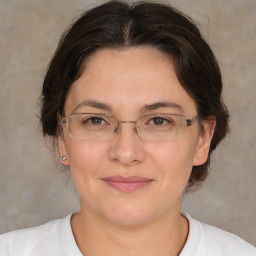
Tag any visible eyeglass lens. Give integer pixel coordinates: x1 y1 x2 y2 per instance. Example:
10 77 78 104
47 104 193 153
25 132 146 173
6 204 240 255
63 113 191 141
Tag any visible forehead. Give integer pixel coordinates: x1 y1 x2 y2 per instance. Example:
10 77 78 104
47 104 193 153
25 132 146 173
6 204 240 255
65 46 197 116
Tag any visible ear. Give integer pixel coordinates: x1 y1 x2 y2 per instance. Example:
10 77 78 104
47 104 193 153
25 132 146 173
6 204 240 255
59 136 69 166
193 119 216 166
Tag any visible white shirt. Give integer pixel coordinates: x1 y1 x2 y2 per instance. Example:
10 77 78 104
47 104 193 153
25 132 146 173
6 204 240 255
0 213 255 256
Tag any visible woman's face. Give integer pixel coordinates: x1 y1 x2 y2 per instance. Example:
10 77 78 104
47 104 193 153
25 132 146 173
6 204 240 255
59 47 213 226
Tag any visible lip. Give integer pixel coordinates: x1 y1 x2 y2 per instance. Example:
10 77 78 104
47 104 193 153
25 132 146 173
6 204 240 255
102 176 153 192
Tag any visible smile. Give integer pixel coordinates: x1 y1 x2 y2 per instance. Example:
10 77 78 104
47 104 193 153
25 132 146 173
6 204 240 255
102 176 153 192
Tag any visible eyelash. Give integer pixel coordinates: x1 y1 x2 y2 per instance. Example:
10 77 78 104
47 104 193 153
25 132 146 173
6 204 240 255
80 115 175 126
82 116 109 125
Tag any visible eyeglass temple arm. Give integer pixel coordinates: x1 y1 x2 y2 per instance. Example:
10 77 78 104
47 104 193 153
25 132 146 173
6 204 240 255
59 118 67 125
186 118 194 126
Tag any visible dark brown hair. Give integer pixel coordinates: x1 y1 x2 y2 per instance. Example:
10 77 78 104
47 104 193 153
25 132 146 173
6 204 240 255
40 0 229 190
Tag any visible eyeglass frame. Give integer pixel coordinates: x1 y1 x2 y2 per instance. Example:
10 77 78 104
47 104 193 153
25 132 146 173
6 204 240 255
59 112 197 141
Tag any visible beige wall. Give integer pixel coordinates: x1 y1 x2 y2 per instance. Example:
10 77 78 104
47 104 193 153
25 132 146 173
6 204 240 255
0 0 255 245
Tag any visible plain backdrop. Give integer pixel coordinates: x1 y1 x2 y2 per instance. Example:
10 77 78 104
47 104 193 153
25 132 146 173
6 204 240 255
0 0 255 245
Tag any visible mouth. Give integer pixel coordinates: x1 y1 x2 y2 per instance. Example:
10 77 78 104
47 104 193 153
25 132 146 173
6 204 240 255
102 175 154 192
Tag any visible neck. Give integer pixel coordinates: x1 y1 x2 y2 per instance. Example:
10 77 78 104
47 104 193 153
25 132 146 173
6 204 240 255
71 204 189 256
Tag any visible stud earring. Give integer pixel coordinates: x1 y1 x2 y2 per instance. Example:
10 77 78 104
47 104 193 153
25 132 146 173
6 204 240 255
62 156 67 161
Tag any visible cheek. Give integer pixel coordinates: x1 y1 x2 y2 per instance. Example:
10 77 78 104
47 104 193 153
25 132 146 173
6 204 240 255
65 141 107 177
65 141 110 201
143 141 198 212
149 139 198 181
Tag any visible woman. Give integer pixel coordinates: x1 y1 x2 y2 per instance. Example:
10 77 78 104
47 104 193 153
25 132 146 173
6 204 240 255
0 1 255 255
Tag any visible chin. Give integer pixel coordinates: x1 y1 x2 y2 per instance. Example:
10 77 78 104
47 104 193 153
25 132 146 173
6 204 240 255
106 212 153 227
98 202 161 227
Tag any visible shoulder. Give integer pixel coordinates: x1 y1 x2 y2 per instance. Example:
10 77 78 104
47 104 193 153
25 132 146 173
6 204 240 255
181 212 256 256
201 221 256 255
0 215 74 256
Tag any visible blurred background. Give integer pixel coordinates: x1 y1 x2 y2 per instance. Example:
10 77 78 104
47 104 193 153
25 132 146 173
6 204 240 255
0 0 255 245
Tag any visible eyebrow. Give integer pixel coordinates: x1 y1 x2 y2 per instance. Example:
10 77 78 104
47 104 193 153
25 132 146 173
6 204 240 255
72 100 112 113
140 101 183 112
71 100 183 114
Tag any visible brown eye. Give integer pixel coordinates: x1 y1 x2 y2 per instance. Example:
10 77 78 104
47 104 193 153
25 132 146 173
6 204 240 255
152 117 165 125
83 116 107 125
90 117 105 125
150 116 172 125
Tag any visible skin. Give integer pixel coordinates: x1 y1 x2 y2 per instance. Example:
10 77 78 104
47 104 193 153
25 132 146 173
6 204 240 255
59 47 215 256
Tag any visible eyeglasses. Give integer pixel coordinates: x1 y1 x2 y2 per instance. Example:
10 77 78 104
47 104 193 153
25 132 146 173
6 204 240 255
59 113 196 142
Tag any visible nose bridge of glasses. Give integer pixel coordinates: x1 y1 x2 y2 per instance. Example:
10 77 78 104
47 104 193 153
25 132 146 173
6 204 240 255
114 120 139 134
118 120 137 124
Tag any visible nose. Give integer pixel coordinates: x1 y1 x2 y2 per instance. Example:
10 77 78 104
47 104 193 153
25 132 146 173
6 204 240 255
108 122 146 167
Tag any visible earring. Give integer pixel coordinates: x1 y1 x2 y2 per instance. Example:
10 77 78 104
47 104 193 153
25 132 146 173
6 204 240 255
62 156 67 161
